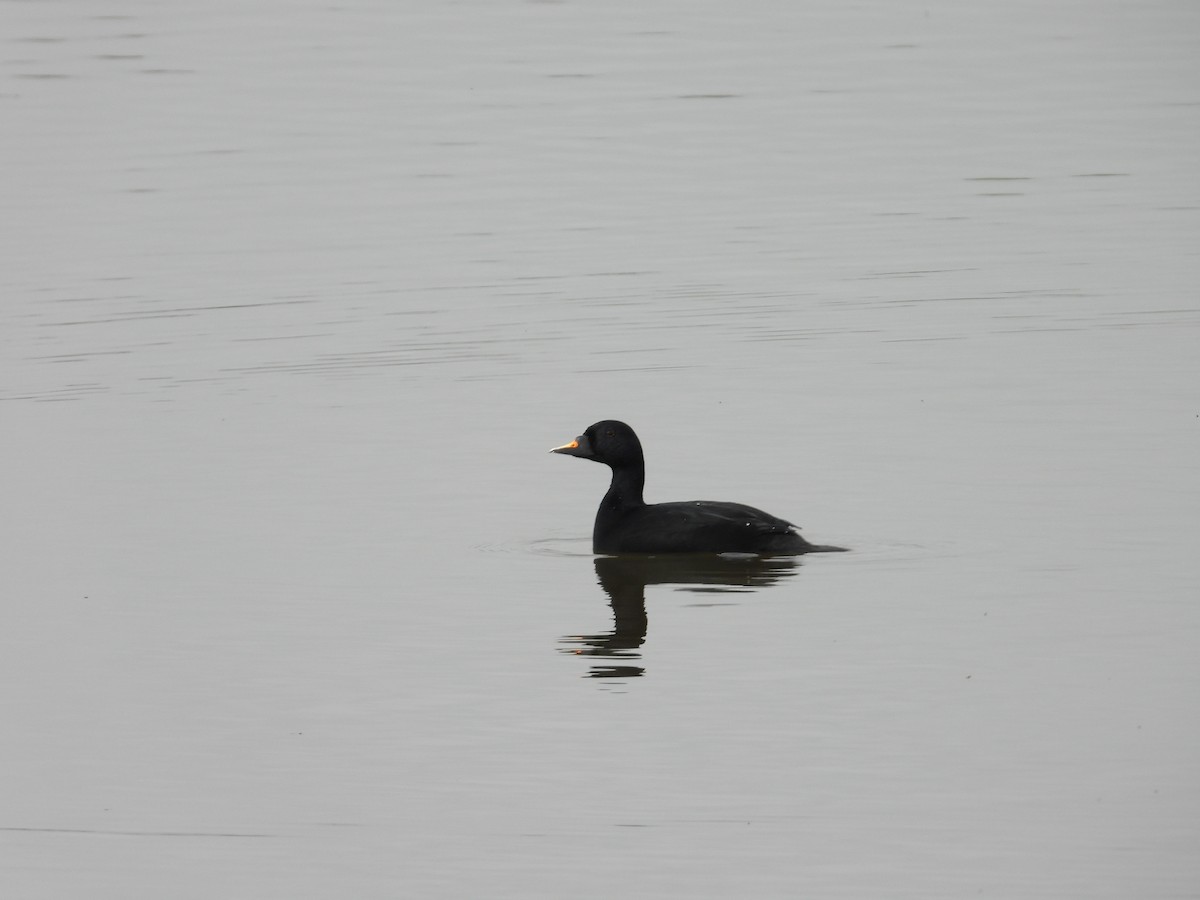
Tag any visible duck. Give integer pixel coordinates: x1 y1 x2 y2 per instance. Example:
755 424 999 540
551 420 844 555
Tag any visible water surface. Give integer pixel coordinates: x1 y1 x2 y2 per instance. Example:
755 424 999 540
2 1 1198 897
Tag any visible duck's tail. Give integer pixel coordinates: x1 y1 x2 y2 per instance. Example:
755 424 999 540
802 542 849 553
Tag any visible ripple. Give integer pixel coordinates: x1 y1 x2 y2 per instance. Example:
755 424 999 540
835 535 995 564
525 537 593 558
472 537 593 557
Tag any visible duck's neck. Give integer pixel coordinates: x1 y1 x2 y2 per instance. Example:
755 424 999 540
601 464 645 512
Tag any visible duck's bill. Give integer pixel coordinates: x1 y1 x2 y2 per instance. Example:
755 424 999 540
550 435 590 456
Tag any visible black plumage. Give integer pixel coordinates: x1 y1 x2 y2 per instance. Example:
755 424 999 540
551 420 844 555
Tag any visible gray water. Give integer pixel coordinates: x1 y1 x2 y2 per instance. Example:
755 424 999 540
2 1 1198 897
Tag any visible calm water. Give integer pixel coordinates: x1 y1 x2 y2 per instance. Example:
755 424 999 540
2 1 1198 897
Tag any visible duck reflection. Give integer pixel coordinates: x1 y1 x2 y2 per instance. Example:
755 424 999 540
559 554 800 679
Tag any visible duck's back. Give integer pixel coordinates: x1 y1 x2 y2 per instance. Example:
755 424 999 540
594 499 812 555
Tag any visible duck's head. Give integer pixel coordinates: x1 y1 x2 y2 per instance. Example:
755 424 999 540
551 420 643 469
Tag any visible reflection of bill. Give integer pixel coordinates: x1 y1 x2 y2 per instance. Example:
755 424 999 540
559 555 801 680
